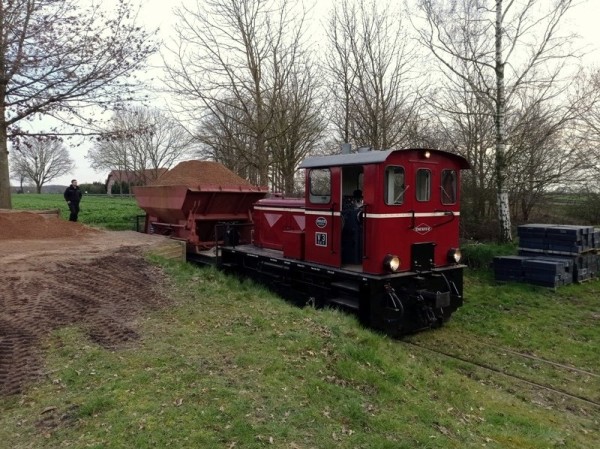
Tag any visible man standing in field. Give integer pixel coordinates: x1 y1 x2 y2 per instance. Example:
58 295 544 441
64 179 83 222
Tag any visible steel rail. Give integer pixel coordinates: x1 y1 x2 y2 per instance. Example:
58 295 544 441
403 341 600 410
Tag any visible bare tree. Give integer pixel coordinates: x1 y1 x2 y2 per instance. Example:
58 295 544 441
429 69 588 237
194 46 325 194
555 69 600 225
267 59 326 194
325 0 424 150
0 0 157 208
88 107 194 186
427 78 497 238
10 170 28 193
415 0 579 242
196 96 263 184
324 1 356 145
504 85 589 222
10 138 74 193
575 68 600 177
164 0 316 188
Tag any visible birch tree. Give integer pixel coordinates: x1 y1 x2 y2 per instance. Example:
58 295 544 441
415 0 578 242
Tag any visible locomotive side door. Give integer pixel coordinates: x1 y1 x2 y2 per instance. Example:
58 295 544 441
340 165 364 268
303 167 342 267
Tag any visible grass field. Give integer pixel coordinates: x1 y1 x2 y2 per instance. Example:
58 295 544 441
11 193 145 230
3 195 599 448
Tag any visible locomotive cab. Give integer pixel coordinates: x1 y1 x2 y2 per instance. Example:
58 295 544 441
299 148 470 275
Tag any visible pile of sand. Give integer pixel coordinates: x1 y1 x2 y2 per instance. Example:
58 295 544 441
0 210 100 240
151 160 255 188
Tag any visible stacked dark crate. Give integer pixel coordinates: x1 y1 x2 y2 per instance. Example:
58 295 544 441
493 224 600 288
573 252 600 282
493 256 528 282
517 224 550 251
522 257 573 287
519 224 600 284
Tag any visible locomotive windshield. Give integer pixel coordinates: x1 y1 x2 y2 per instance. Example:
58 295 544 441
441 169 457 204
416 169 431 201
384 166 406 205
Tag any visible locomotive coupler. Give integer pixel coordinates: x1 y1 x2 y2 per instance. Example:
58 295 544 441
415 293 438 326
418 289 450 308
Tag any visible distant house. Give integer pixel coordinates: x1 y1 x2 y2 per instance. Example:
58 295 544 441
105 168 168 195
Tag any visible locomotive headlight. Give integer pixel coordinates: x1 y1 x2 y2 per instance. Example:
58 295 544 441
447 248 462 263
383 254 401 272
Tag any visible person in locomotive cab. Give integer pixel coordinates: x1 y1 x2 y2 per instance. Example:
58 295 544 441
342 189 364 264
64 179 83 222
352 189 363 209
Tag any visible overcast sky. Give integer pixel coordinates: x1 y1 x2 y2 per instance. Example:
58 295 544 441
55 0 600 186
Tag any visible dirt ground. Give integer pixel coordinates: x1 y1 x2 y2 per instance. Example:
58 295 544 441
0 211 178 396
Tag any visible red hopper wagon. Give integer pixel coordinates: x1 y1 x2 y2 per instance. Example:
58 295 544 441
134 161 268 250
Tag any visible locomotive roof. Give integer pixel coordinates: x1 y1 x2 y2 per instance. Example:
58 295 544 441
298 148 470 169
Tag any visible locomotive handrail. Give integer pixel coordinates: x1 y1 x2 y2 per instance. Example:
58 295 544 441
150 221 185 228
361 204 367 260
433 209 456 227
394 184 409 204
330 204 336 254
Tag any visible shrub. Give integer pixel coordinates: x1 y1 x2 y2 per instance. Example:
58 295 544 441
79 182 106 194
461 242 517 269
567 190 600 225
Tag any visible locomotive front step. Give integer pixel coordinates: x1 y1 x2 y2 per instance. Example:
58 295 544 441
331 280 361 293
328 297 360 312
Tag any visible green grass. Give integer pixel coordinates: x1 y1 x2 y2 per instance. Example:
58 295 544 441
11 193 145 230
1 260 598 449
3 195 599 448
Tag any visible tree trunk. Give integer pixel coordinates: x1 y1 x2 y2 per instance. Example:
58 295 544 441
495 0 513 243
0 0 9 208
0 115 11 208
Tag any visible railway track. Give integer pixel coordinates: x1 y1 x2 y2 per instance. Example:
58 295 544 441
403 337 600 411
475 341 600 379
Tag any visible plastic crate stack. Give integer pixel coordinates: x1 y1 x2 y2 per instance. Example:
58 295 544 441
493 224 600 288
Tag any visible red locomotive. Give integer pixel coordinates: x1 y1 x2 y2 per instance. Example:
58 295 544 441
134 148 470 336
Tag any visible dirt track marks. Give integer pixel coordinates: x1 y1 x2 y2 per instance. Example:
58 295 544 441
0 246 169 395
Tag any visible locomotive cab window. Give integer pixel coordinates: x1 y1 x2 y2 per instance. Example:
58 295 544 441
309 168 331 204
384 166 406 205
416 169 431 202
441 169 457 204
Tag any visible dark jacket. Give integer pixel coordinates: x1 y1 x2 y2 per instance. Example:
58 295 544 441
64 185 82 204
